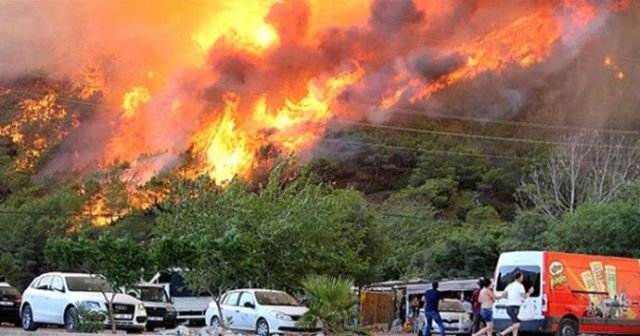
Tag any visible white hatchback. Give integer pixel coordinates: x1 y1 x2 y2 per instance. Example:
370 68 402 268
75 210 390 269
20 272 147 333
205 289 320 336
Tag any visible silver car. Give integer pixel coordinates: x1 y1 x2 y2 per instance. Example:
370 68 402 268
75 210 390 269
417 299 472 336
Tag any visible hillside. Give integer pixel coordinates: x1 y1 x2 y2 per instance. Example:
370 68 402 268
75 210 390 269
1 0 639 290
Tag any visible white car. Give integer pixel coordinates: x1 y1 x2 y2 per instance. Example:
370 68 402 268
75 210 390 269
20 272 147 333
417 299 473 336
205 289 320 336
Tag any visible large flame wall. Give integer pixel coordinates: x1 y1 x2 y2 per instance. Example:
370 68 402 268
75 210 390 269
0 0 632 185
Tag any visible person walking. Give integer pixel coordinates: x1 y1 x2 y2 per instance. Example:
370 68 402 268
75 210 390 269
472 278 495 336
497 272 534 336
423 282 446 336
471 277 485 334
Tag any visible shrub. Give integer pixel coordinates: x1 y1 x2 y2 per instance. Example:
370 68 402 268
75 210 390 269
299 275 358 335
74 303 106 333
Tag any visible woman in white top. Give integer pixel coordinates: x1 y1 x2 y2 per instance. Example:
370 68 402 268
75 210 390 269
472 278 495 336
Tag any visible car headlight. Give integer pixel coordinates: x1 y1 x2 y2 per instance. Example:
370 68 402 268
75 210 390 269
137 303 146 313
81 301 102 310
273 311 292 321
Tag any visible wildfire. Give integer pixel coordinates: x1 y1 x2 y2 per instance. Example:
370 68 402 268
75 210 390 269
193 1 280 55
0 0 633 221
190 64 363 183
0 92 77 171
122 87 151 119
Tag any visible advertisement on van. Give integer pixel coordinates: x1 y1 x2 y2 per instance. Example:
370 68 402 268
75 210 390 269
494 251 640 336
545 252 640 325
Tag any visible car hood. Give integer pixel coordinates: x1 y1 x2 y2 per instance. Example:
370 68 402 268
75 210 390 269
69 292 141 305
267 305 308 316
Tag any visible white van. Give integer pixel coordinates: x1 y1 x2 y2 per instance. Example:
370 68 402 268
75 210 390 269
149 271 212 325
492 251 545 333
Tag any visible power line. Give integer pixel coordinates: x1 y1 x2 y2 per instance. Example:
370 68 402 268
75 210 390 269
3 83 639 153
3 79 640 139
333 120 640 149
321 138 527 161
0 210 147 218
0 207 433 222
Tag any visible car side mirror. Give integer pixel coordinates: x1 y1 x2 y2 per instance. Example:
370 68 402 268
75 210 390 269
244 302 255 309
54 287 65 293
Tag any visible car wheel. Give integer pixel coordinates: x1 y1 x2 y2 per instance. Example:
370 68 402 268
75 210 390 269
64 306 78 331
146 325 155 332
210 316 221 330
21 304 38 331
556 318 578 336
256 318 270 336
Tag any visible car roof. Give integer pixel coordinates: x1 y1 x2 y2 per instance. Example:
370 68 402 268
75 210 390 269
37 272 103 278
136 283 165 288
227 289 288 294
0 282 15 288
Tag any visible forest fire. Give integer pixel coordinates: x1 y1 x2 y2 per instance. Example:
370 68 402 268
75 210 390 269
0 0 633 215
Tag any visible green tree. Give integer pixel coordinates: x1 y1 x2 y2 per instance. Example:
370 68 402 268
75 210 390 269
46 233 148 333
0 252 23 288
151 165 385 327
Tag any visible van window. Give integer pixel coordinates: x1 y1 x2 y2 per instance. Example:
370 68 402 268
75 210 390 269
496 265 541 297
158 271 209 297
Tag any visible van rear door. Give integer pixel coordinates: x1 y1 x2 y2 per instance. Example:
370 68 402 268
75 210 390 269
493 252 545 330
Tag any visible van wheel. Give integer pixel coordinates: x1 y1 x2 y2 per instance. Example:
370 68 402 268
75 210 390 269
21 304 38 331
556 318 578 336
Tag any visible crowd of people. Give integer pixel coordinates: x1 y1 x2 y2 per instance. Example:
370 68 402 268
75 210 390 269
393 273 534 336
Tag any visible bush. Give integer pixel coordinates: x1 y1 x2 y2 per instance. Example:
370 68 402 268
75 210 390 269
74 303 106 333
299 275 358 335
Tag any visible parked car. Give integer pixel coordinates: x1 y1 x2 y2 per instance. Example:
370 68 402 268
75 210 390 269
127 283 177 331
416 299 472 336
205 289 320 336
149 270 211 325
0 281 21 326
20 272 147 333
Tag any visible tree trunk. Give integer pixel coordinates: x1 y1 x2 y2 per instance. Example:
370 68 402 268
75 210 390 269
109 293 117 334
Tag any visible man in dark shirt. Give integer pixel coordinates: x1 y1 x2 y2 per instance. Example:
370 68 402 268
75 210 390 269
471 278 485 334
424 282 446 336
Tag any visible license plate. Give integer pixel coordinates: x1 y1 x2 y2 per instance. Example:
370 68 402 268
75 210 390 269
148 316 163 321
0 301 13 306
114 314 132 319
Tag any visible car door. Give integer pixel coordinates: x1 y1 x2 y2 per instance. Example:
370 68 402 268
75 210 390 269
222 291 240 328
30 276 52 323
48 276 68 325
237 292 258 330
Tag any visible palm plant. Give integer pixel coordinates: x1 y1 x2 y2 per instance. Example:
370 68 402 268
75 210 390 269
299 275 359 335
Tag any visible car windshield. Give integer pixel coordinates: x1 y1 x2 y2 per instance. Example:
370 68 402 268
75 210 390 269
140 287 169 302
439 301 465 312
66 276 111 292
255 291 299 306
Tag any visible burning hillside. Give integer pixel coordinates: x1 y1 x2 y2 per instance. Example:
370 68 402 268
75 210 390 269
0 0 634 189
